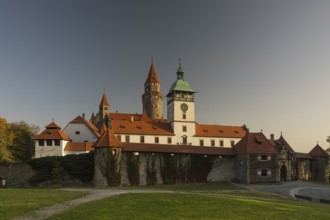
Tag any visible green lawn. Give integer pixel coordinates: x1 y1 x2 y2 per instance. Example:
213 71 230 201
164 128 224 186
0 189 88 220
48 193 330 220
117 181 243 191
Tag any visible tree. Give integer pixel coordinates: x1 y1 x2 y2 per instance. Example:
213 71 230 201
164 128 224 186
0 118 14 163
0 118 39 163
8 121 39 162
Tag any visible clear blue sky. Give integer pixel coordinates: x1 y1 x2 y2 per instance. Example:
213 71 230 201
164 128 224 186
1 0 330 152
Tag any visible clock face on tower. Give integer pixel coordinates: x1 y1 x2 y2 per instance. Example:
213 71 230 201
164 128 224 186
180 103 188 112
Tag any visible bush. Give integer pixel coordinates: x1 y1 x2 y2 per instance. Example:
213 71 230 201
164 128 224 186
27 152 94 185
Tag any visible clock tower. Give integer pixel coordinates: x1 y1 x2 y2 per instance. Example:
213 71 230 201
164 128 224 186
167 62 196 145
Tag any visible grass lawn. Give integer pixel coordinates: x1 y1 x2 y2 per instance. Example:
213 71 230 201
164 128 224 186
0 189 88 220
116 182 243 191
49 193 330 220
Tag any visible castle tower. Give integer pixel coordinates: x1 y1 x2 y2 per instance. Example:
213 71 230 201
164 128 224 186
167 61 196 145
142 62 163 119
98 93 110 129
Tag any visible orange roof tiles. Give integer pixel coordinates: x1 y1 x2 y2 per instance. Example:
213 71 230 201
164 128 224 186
65 142 94 151
145 63 160 83
234 132 278 154
99 93 109 106
123 143 234 155
69 115 100 137
110 112 142 121
111 120 174 136
94 128 122 148
35 121 70 141
195 124 246 138
309 144 328 157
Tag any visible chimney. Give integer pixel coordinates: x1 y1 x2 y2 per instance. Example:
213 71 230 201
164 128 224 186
270 134 274 140
82 113 85 119
130 116 134 122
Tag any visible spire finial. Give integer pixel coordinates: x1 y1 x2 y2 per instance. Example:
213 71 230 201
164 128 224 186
261 129 263 133
281 131 283 136
103 88 105 94
317 140 319 145
52 117 54 122
151 56 154 64
178 58 182 67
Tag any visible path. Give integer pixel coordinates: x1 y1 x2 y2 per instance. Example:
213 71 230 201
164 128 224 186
12 188 172 220
243 180 330 203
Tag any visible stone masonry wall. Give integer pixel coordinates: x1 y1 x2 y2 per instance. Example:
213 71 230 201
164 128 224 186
207 157 235 182
0 163 36 187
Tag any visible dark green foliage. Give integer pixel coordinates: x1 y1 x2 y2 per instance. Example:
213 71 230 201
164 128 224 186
160 154 215 184
126 152 139 185
146 154 157 185
188 155 215 182
27 152 94 185
103 149 121 186
160 154 177 184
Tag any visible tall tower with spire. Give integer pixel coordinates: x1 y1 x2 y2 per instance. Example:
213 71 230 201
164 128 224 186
98 93 110 129
142 62 163 119
167 61 196 145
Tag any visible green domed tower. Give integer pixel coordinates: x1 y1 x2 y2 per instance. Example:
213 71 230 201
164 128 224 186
167 62 196 144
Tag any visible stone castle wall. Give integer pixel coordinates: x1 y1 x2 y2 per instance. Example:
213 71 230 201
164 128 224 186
0 163 36 187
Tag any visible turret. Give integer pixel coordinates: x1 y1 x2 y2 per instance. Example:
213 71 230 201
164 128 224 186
142 62 163 119
98 93 110 129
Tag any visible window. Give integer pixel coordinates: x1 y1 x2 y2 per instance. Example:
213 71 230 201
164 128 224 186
117 135 121 142
168 137 172 144
220 140 224 147
46 140 52 146
75 131 80 135
182 126 187 132
258 155 271 161
200 139 204 146
211 140 215 147
39 140 44 146
125 135 130 143
257 169 271 177
155 137 159 144
182 137 187 145
183 113 186 119
140 136 145 143
54 140 60 146
230 140 235 147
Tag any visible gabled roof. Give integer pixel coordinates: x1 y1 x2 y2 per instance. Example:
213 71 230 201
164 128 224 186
145 63 160 83
309 144 328 157
99 93 109 106
123 143 234 155
35 121 70 141
65 142 94 151
270 135 295 154
195 124 246 138
68 115 100 137
93 128 122 148
234 132 278 154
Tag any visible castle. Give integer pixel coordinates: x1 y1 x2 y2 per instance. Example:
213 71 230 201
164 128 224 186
34 62 329 186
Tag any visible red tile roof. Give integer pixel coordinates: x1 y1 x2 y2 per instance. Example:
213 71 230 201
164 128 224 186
145 63 160 83
195 124 246 138
93 128 122 148
234 132 278 154
110 112 142 121
65 142 94 151
309 144 328 157
35 122 70 141
112 120 174 136
123 143 234 155
68 115 100 137
99 93 109 106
